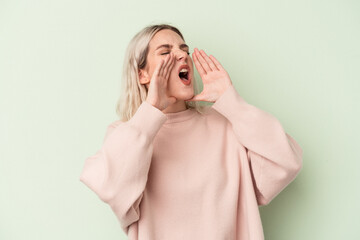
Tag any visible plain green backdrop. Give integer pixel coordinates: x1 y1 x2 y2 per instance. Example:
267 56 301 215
1 0 359 239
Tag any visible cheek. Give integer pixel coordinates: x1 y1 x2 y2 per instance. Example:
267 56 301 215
149 60 160 76
155 59 163 68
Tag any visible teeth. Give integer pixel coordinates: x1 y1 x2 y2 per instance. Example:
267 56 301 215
179 68 188 73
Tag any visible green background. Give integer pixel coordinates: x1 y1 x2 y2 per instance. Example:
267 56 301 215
1 0 359 239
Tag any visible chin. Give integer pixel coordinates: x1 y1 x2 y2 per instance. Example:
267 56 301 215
172 89 194 101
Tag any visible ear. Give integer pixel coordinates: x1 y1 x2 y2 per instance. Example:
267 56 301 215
138 68 150 85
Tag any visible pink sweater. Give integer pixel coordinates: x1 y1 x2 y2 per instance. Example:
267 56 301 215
79 84 303 240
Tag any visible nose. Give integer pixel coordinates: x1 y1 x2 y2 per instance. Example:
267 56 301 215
174 49 187 61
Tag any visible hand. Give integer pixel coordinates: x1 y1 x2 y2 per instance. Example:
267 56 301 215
146 52 177 111
186 48 233 103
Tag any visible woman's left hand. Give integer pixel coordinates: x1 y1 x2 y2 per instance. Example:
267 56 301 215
186 48 233 103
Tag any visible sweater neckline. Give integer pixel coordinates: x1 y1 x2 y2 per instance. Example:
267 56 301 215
163 108 197 124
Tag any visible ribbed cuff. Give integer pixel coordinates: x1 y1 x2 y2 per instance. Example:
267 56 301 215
128 101 168 140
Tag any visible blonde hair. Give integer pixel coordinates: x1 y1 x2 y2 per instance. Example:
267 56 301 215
116 22 207 122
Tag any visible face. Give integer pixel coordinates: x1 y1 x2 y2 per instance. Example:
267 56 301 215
139 29 194 102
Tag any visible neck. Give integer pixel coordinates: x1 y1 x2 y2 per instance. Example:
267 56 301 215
162 100 187 114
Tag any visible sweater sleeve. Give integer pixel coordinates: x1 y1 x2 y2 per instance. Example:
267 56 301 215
211 84 303 206
79 101 168 233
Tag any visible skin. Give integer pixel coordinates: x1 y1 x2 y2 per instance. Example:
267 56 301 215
139 29 233 113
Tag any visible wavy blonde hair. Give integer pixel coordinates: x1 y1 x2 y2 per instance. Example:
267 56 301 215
115 22 207 122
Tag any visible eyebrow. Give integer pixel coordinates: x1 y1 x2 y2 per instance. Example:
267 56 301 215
155 43 189 51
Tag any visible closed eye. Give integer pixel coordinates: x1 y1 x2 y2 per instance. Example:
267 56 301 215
161 51 190 55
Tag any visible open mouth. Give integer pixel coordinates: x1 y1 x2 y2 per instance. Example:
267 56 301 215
178 70 189 81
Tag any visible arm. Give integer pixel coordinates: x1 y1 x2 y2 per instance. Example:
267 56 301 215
211 84 303 206
79 101 167 233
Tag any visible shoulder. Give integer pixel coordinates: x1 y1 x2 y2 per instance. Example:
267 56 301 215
108 119 123 129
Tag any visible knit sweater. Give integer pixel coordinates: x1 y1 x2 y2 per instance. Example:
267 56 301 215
79 84 303 240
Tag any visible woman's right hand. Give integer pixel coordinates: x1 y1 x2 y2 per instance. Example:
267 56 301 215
146 52 177 111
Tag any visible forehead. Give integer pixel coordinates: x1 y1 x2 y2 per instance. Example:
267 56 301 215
149 29 184 50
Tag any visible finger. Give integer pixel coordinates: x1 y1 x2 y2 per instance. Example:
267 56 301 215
163 53 174 80
192 50 206 76
209 54 225 71
154 58 165 77
199 49 218 71
163 53 172 72
193 48 207 74
195 48 211 73
163 53 175 77
159 54 170 76
165 53 175 80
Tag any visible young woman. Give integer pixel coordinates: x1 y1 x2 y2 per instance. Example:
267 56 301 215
79 23 303 240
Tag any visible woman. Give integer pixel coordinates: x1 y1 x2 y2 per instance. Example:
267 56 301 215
79 23 303 240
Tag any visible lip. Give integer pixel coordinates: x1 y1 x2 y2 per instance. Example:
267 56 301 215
177 64 191 85
178 64 190 74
